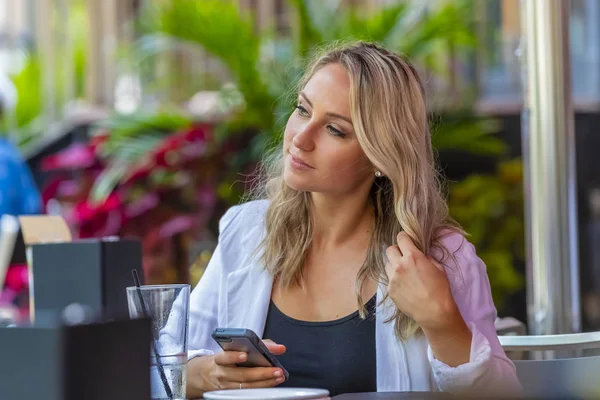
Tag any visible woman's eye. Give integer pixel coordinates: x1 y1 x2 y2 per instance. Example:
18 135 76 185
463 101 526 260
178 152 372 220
327 125 346 138
295 105 309 116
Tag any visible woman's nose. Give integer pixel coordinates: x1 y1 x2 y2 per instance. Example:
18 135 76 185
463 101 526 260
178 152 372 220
292 124 316 151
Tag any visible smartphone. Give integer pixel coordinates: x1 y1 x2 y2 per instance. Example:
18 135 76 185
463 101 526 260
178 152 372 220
211 328 289 380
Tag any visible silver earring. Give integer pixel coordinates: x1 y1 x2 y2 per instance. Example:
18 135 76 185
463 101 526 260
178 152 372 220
375 171 382 178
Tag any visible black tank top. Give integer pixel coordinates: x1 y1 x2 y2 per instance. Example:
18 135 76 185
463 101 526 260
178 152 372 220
262 295 377 397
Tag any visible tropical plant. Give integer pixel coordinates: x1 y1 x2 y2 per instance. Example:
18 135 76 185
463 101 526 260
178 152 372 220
36 0 524 300
448 158 525 309
138 0 507 158
0 1 87 150
0 54 43 148
40 112 226 283
90 0 506 208
128 0 523 303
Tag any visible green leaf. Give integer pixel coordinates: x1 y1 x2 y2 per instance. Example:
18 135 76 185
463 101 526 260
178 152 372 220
288 0 323 56
361 3 410 44
432 115 507 156
89 161 130 204
94 111 190 155
145 0 275 130
89 127 166 203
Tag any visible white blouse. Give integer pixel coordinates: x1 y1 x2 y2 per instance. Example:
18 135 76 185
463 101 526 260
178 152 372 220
186 200 522 395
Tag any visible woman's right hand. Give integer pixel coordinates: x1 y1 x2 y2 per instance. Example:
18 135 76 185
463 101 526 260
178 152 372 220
187 342 287 397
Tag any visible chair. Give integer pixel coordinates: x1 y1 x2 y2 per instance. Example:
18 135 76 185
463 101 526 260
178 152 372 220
499 332 600 398
495 317 527 336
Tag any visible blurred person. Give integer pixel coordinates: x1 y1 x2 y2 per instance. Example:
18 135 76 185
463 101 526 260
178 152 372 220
0 80 41 317
0 78 41 217
0 137 41 216
185 41 522 397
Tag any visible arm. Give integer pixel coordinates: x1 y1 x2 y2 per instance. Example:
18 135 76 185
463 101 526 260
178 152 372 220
422 300 472 367
185 209 234 398
187 241 225 360
185 205 286 398
427 238 522 396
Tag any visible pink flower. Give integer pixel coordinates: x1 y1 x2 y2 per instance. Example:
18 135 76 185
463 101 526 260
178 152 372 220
159 215 198 239
125 193 160 218
72 193 124 238
42 176 68 206
5 264 28 292
89 133 109 152
74 193 122 222
122 164 152 185
41 143 99 171
153 125 210 167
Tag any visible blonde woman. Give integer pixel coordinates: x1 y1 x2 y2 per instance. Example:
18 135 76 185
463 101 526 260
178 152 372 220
185 41 522 398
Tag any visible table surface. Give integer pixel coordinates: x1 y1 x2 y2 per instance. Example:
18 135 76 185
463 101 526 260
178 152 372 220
332 393 453 399
199 392 454 400
197 391 454 399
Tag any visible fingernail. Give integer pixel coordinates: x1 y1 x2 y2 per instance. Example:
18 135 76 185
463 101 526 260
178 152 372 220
239 353 247 361
276 377 285 384
274 370 282 377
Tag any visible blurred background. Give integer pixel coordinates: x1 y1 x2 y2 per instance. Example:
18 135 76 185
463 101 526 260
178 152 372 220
0 0 598 334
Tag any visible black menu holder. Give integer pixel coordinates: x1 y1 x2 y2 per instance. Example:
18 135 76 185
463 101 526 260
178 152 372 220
30 238 144 321
0 318 151 400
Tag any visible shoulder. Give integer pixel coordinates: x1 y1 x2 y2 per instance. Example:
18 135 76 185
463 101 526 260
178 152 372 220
218 199 269 234
212 200 270 274
432 231 487 294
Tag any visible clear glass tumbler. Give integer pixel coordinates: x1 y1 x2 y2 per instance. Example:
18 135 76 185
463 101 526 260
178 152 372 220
127 284 190 400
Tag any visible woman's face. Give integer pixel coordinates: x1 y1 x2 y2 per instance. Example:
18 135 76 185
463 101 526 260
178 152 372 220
283 63 374 195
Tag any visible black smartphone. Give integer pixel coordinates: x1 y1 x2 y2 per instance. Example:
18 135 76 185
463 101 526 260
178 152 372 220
211 328 289 380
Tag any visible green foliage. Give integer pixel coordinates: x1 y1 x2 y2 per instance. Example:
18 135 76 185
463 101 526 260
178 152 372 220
142 0 274 131
0 55 43 148
448 159 525 308
0 2 88 149
142 0 506 157
8 55 43 129
140 0 523 305
89 111 192 203
431 112 507 156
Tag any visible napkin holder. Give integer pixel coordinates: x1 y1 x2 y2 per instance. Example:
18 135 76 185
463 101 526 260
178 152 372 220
30 238 143 321
0 317 151 400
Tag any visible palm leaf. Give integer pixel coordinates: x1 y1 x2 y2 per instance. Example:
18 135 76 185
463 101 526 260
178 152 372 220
147 0 275 130
140 0 504 157
431 116 507 156
288 1 410 47
359 3 410 44
89 134 165 203
395 1 475 62
288 0 323 56
93 112 190 154
89 161 130 204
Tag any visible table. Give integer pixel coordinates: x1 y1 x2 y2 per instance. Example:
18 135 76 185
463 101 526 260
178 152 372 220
333 393 453 399
198 391 453 399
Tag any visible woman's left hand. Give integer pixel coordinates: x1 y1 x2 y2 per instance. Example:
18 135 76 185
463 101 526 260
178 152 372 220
385 232 460 331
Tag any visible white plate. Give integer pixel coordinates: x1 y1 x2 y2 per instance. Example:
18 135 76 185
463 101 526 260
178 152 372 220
202 387 330 400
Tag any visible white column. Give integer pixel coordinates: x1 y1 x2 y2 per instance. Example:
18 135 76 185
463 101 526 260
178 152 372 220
86 0 117 108
58 0 74 113
35 0 56 123
521 0 581 335
584 0 600 101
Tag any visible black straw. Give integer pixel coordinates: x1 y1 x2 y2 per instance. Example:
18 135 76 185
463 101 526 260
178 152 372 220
132 270 174 400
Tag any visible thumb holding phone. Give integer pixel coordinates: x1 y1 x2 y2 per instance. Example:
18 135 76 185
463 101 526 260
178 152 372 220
262 339 287 355
186 338 286 396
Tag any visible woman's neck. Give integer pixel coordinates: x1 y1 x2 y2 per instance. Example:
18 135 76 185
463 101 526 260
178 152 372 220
309 191 374 249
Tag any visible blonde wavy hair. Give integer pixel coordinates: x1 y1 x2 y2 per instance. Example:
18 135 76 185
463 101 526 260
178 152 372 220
250 41 463 339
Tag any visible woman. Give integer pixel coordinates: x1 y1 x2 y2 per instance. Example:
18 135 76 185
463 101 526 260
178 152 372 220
185 41 522 397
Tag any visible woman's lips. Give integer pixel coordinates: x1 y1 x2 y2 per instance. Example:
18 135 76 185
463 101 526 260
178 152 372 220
289 154 314 170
